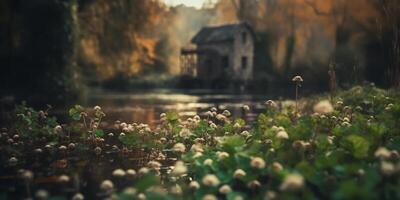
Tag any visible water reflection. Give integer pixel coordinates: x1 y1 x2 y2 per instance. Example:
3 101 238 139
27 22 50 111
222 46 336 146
83 89 270 127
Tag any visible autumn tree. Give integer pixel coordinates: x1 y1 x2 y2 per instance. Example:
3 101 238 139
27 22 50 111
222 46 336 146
373 0 400 87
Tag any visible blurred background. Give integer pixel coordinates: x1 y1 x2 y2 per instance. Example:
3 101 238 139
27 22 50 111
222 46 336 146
0 0 399 124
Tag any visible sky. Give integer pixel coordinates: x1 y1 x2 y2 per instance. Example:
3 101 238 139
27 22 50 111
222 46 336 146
163 0 215 9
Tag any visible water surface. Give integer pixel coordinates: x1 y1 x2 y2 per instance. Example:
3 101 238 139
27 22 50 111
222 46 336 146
82 89 272 126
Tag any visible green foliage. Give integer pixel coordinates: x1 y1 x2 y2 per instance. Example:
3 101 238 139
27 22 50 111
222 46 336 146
2 86 400 200
14 103 60 142
69 105 84 120
341 135 370 159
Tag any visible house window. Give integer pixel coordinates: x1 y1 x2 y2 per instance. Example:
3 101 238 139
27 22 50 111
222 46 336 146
241 57 247 70
242 32 247 44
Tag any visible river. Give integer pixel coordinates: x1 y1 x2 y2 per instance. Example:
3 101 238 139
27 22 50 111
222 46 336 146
80 88 273 127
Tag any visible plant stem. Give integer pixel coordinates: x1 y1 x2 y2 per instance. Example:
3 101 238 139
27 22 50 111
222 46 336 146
295 85 299 114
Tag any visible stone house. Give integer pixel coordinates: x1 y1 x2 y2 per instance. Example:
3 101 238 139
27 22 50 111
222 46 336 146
180 22 255 84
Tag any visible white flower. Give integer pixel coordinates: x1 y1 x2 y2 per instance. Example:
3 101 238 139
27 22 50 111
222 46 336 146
94 147 102 155
381 161 396 175
203 159 213 166
148 161 162 171
341 121 351 127
205 111 214 118
251 157 266 169
171 161 187 176
120 122 128 129
173 143 186 153
35 189 49 200
374 147 391 159
276 130 289 139
265 100 278 108
292 75 303 82
280 173 304 191
170 184 182 195
222 110 231 117
160 137 167 143
123 187 137 196
179 128 192 138
194 138 205 143
357 169 365 176
233 123 241 130
211 107 218 112
241 131 250 137
272 162 283 171
94 106 101 111
100 180 114 191
160 113 166 118
59 145 67 151
247 180 261 188
327 136 335 144
243 105 250 112
68 143 76 150
202 194 218 200
71 193 84 200
210 123 217 129
21 170 34 181
58 175 70 183
202 174 220 187
233 169 246 178
217 151 230 160
313 100 334 114
193 152 203 159
265 191 277 200
277 126 285 131
126 169 136 177
189 181 200 189
191 143 204 153
194 115 201 121
8 157 18 166
234 196 244 200
385 104 394 111
112 169 126 177
219 185 232 194
336 101 343 106
137 193 146 200
138 167 150 175
54 125 62 134
216 114 227 121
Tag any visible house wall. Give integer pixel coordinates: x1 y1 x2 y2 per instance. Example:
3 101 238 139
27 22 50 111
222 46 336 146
233 26 254 81
194 25 254 83
196 42 234 81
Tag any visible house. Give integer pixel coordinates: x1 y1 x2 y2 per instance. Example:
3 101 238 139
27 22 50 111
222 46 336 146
180 22 255 85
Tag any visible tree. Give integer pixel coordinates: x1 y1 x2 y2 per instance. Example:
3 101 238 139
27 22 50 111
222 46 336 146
376 0 400 87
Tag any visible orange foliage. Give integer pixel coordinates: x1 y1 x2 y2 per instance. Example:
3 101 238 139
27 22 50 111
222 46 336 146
213 0 383 69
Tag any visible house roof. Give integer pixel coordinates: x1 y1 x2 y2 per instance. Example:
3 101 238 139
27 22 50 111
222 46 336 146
191 22 256 44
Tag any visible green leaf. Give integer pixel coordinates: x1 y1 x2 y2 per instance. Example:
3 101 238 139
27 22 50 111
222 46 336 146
119 133 140 147
134 174 160 191
69 105 83 121
341 135 370 158
222 135 245 150
94 129 104 137
235 118 246 126
166 111 179 122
